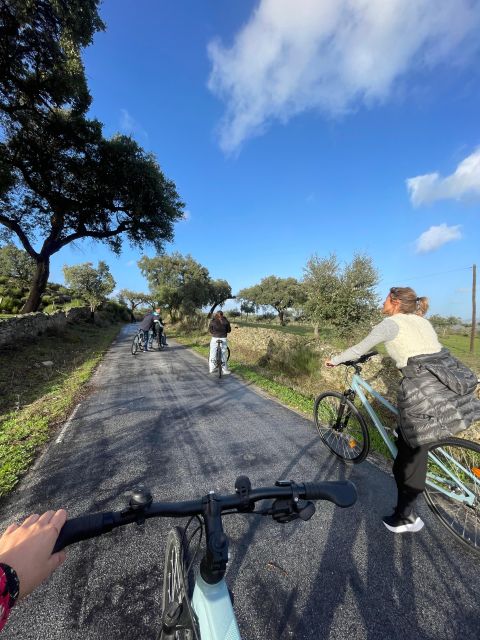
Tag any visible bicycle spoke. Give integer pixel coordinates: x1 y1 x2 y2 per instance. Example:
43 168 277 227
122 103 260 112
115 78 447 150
424 439 480 552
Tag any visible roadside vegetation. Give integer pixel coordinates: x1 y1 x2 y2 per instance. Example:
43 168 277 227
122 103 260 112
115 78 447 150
0 308 127 498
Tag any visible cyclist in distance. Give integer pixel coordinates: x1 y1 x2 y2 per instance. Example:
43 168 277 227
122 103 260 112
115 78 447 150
138 309 159 352
325 286 480 534
0 510 67 631
208 310 231 375
153 308 168 346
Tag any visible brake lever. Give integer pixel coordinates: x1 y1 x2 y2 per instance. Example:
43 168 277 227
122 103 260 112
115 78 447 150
269 498 316 523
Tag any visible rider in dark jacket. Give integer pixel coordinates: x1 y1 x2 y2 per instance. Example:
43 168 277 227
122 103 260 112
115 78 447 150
208 311 231 374
139 312 157 351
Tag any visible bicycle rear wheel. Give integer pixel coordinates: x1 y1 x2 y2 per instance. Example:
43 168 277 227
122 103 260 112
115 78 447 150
424 437 480 554
131 334 139 355
314 391 369 463
226 346 231 362
159 528 196 639
157 331 163 350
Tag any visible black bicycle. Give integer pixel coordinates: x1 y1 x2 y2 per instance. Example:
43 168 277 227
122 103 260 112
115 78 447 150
131 329 146 355
213 339 230 378
52 476 357 639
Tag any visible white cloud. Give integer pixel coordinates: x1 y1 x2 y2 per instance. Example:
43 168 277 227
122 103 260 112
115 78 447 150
415 223 462 253
119 109 148 140
407 149 480 206
207 0 480 153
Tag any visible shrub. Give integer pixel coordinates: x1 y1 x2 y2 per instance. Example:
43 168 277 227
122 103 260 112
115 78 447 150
259 337 318 377
257 312 276 322
179 313 206 333
0 296 20 314
100 300 130 322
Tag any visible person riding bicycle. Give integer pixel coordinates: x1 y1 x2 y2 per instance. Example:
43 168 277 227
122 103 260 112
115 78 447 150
138 310 159 352
325 286 480 534
152 308 168 347
208 311 231 375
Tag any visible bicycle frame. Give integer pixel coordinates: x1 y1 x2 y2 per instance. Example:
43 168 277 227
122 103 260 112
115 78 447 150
350 373 477 507
191 573 241 639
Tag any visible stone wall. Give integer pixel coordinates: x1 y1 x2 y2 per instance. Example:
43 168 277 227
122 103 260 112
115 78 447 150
0 307 91 347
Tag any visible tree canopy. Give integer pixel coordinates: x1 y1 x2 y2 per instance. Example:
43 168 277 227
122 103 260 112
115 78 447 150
0 1 184 312
207 279 234 318
63 260 115 316
139 252 211 321
302 253 380 335
238 275 305 325
0 243 35 285
119 289 151 321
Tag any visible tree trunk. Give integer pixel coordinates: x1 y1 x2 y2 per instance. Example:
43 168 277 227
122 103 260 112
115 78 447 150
314 323 319 337
278 310 285 326
207 302 219 319
21 258 50 313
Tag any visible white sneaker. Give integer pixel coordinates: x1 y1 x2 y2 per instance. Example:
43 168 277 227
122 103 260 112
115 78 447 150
382 513 424 533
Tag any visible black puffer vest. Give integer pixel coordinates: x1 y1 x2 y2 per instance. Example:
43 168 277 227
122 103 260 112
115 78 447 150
397 348 480 447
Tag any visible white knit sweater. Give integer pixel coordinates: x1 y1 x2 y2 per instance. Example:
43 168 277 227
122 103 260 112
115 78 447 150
331 314 442 369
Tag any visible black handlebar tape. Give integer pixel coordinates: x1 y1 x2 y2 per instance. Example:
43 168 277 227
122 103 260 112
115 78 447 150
52 513 114 553
302 480 357 508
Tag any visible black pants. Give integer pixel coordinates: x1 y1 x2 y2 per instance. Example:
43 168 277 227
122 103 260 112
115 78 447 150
392 431 430 517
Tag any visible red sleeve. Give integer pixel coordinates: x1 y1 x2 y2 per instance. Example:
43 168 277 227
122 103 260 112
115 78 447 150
0 568 12 632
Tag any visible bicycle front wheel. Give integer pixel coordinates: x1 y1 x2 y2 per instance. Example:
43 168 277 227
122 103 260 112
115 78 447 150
131 334 139 355
314 392 370 463
216 346 222 378
159 528 195 639
424 437 480 554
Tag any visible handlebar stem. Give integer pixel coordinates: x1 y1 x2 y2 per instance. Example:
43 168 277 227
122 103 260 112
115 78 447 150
200 493 229 585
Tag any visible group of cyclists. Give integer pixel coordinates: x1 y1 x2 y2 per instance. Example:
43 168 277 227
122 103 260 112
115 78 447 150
137 308 168 351
0 284 479 632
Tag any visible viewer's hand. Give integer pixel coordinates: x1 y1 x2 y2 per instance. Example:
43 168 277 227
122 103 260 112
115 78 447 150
0 509 67 599
325 360 336 367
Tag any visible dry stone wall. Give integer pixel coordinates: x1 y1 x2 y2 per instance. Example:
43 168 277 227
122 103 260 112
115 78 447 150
0 307 90 347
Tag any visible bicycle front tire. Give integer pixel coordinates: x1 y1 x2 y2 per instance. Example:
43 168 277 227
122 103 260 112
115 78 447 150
216 345 222 378
314 391 370 463
159 528 196 640
424 437 480 554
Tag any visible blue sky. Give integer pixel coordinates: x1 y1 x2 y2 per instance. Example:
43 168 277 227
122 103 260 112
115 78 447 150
47 0 480 318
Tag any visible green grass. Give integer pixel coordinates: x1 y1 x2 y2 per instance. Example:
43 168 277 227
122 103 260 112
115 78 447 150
0 322 122 497
234 320 315 336
440 334 479 373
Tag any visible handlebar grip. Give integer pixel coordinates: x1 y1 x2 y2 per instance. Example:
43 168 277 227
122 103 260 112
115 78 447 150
52 513 114 553
303 480 357 508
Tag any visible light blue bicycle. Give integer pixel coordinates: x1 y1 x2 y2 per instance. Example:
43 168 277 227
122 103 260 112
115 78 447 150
53 476 357 638
314 351 480 553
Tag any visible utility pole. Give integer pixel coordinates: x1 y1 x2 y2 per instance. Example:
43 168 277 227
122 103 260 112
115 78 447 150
470 264 476 354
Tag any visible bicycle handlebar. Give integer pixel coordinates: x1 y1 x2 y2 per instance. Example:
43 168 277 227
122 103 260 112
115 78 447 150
342 350 378 368
53 479 357 553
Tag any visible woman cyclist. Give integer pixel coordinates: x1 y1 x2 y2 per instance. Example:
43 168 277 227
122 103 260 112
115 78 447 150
326 286 480 534
208 311 231 375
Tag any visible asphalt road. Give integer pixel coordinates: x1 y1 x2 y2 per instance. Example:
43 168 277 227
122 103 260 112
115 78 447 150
1 325 478 639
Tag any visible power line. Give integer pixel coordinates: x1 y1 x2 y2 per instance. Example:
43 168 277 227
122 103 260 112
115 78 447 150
379 266 472 284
